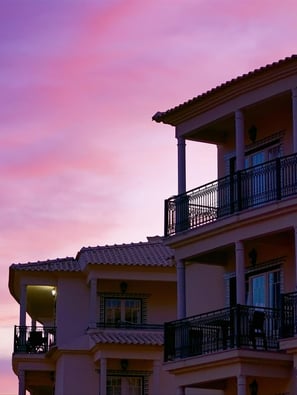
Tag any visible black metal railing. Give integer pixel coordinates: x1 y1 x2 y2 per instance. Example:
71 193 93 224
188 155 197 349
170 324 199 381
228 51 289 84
164 305 280 361
165 153 297 236
281 291 297 338
97 322 163 330
14 326 56 354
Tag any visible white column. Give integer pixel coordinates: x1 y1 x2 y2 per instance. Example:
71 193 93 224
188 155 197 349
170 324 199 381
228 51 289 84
177 259 186 319
19 284 27 327
235 110 245 171
235 241 245 305
176 386 185 395
89 278 97 329
152 360 160 395
291 358 297 395
294 227 297 289
100 358 107 395
237 375 246 395
177 137 186 194
18 369 25 395
292 88 297 153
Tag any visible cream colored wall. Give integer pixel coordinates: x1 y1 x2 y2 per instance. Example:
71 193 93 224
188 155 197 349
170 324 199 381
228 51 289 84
55 353 98 395
216 100 293 179
98 279 177 324
56 276 89 345
186 263 225 316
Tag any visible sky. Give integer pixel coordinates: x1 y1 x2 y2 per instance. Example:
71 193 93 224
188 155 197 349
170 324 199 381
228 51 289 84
1 0 297 393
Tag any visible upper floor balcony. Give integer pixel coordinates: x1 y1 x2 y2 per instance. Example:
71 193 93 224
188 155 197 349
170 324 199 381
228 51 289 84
14 326 56 354
165 152 297 236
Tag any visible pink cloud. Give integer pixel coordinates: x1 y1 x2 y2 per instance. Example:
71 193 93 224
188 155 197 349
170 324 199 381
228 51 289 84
2 0 297 392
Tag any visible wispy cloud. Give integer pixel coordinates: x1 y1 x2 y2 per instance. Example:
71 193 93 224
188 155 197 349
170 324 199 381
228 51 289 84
2 0 297 392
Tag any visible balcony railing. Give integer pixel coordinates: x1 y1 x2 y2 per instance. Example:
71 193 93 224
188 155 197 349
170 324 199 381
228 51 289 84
14 326 56 354
164 305 280 361
165 153 297 236
281 291 297 338
97 322 163 330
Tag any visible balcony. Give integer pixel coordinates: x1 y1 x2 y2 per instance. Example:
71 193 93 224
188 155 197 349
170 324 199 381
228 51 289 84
281 291 297 338
14 326 56 354
165 153 297 236
164 305 280 362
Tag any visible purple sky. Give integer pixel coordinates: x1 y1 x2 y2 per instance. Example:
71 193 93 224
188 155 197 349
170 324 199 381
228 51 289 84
1 0 297 392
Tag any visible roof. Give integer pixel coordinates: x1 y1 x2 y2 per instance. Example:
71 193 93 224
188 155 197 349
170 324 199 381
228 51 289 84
77 237 174 268
89 330 163 346
10 257 79 272
9 237 175 297
152 55 297 126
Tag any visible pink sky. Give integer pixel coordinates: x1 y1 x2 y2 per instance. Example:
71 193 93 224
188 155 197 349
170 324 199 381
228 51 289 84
1 0 297 392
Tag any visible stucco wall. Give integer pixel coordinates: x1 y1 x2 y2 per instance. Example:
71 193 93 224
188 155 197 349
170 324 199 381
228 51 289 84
56 276 89 345
186 263 225 316
55 353 98 395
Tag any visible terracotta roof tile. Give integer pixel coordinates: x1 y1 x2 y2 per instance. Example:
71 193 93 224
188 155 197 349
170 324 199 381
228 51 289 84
10 257 79 272
153 54 297 125
90 330 163 346
78 237 174 268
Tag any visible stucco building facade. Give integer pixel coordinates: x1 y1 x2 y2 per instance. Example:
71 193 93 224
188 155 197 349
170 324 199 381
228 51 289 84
9 236 176 395
153 55 297 395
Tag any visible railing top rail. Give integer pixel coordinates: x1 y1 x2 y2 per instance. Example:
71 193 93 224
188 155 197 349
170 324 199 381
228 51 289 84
165 304 280 327
166 151 297 204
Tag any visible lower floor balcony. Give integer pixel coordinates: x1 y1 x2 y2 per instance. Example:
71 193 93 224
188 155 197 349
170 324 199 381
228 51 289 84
14 326 56 354
164 304 281 362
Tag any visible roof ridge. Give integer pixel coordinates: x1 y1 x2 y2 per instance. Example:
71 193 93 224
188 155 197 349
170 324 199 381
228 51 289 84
153 54 297 124
79 237 164 252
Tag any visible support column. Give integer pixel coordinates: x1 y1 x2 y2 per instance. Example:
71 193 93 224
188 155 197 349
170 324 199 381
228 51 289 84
99 358 107 395
235 241 245 305
294 227 297 289
19 284 27 327
152 360 160 395
31 319 36 330
176 259 186 319
176 386 185 395
235 110 245 171
18 369 25 395
89 278 97 329
292 88 297 153
177 137 186 194
237 375 246 395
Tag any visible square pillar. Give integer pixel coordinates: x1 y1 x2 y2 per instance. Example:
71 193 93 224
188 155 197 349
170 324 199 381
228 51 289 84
235 241 245 305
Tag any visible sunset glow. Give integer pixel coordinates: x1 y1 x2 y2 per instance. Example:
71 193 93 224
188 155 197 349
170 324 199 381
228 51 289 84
1 0 297 392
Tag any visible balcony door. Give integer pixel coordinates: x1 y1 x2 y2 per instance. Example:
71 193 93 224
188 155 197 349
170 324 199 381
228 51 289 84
249 269 281 308
107 375 143 395
244 144 281 207
105 298 142 325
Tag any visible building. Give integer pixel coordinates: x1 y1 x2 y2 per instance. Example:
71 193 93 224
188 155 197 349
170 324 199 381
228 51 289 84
153 55 297 395
9 236 177 395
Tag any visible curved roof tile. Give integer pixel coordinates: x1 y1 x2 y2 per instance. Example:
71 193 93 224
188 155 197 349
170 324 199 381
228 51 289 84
90 330 163 346
153 54 297 125
10 257 79 272
78 238 174 268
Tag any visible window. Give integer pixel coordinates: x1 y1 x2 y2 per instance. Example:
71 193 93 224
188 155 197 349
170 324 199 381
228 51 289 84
107 375 144 395
105 298 142 325
249 269 281 308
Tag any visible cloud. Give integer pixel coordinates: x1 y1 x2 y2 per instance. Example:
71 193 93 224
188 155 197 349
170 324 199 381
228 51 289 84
2 0 297 392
